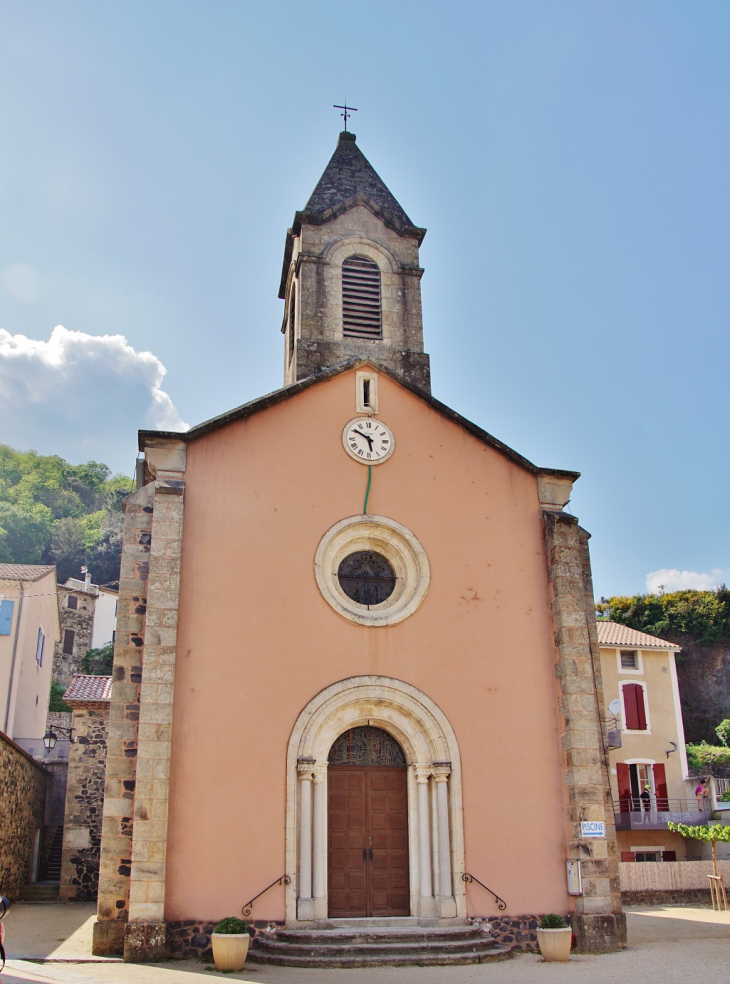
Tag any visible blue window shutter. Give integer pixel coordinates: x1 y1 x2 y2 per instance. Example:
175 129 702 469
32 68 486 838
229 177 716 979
36 627 44 664
0 600 14 635
40 632 45 666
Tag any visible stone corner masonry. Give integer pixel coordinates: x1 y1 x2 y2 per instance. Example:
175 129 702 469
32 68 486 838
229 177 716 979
93 479 184 959
542 509 626 952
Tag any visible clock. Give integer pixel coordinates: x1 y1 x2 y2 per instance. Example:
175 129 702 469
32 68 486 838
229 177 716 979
342 418 395 464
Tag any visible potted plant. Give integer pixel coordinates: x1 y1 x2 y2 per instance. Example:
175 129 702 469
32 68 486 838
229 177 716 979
211 917 251 971
536 913 572 962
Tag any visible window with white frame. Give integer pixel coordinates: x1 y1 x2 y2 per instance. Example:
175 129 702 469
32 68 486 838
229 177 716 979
35 627 45 666
621 650 638 669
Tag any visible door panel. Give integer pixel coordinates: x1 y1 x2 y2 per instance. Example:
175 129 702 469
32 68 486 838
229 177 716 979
327 766 409 917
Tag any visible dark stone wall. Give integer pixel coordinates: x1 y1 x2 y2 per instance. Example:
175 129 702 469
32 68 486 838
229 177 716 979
167 920 283 960
622 889 712 905
0 732 49 898
59 705 109 900
54 588 95 687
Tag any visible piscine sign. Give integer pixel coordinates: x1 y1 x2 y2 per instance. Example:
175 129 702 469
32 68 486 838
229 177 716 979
581 821 605 838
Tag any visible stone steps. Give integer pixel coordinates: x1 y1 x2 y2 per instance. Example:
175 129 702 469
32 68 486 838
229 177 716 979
249 924 512 968
19 881 60 901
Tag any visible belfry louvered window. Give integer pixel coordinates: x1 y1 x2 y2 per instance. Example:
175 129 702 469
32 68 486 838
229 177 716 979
342 255 382 338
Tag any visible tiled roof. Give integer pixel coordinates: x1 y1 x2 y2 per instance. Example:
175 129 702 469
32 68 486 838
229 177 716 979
303 132 415 231
63 674 113 703
0 564 55 582
596 620 680 651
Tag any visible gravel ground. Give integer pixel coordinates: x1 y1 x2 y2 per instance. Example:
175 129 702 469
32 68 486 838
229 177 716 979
2 905 729 984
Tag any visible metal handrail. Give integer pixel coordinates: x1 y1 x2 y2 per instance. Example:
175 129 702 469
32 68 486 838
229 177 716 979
613 798 708 814
241 874 291 918
462 872 507 911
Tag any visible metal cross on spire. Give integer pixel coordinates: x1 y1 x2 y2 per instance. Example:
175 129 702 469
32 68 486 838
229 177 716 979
334 100 358 131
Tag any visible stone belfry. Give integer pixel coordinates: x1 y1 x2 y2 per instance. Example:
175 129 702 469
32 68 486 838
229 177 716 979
279 131 431 392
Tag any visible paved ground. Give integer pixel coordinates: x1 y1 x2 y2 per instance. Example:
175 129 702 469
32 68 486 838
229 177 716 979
2 904 730 984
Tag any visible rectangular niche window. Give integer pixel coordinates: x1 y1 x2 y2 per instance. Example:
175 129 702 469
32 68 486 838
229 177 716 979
356 371 378 413
67 595 78 610
342 255 382 339
62 629 75 656
620 650 638 669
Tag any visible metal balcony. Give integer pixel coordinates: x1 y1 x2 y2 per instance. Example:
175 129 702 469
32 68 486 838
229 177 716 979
613 799 712 831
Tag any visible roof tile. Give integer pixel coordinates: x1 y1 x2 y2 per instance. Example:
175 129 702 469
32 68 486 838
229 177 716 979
0 563 55 582
63 674 113 704
597 620 680 650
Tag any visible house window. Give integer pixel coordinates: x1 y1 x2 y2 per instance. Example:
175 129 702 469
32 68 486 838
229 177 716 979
62 629 75 656
622 682 648 730
635 851 662 862
356 371 378 413
0 599 14 635
288 285 296 364
36 627 45 666
621 650 638 669
342 255 382 339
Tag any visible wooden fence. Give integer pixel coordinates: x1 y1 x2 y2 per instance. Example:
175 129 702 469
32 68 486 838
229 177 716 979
620 860 730 892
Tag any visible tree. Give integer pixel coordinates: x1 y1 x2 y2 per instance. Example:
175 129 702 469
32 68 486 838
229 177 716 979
717 719 730 748
81 644 114 675
667 822 730 876
0 502 53 564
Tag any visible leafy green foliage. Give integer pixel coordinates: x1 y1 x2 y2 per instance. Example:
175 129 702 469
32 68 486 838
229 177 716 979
720 789 730 802
81 645 114 675
597 588 730 645
716 719 730 748
213 917 249 935
686 743 730 771
0 444 134 584
667 822 730 844
540 914 567 929
48 681 71 712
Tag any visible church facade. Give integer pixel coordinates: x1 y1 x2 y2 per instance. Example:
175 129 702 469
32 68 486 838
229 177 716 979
93 132 626 961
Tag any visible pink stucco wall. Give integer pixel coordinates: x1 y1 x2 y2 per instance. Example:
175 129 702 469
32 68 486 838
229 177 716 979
164 369 570 921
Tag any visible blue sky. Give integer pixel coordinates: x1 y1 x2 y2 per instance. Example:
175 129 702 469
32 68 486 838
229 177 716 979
0 1 728 598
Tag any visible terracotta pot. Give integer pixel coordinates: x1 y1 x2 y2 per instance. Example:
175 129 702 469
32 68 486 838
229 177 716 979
536 927 572 962
211 932 251 971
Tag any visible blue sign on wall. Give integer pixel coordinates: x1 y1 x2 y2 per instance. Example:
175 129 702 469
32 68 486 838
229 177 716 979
581 821 605 838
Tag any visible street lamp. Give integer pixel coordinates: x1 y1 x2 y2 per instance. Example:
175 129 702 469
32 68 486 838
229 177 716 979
43 725 74 752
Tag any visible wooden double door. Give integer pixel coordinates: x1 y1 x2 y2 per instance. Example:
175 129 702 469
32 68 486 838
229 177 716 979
328 766 410 917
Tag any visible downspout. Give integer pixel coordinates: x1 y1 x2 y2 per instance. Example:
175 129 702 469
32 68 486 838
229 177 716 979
4 579 24 734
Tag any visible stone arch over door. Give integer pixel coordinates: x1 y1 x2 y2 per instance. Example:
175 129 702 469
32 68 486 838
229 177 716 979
285 675 465 924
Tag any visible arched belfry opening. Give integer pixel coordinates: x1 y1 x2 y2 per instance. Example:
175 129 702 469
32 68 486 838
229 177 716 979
328 726 409 918
286 677 465 924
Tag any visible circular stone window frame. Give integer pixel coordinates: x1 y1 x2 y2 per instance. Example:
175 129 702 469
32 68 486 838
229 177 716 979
314 515 430 627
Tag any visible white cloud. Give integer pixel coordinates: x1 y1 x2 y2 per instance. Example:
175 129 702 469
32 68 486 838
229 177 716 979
0 325 188 473
645 568 726 593
4 264 41 303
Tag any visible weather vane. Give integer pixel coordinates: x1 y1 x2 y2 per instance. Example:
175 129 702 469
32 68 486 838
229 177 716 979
334 100 358 132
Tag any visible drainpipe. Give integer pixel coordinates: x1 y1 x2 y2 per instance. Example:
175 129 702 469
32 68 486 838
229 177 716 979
4 579 25 734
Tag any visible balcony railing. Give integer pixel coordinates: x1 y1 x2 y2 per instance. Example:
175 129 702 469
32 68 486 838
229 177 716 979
613 798 712 831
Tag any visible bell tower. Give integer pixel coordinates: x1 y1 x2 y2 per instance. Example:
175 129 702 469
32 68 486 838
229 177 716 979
279 132 431 392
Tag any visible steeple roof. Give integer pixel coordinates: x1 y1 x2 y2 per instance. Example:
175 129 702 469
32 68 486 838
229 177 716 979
279 133 426 298
303 132 416 231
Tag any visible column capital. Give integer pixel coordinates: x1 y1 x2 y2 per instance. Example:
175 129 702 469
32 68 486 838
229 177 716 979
414 765 432 782
297 757 316 777
312 764 328 782
432 761 451 780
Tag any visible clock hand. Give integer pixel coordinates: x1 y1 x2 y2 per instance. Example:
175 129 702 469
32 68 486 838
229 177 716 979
355 430 374 449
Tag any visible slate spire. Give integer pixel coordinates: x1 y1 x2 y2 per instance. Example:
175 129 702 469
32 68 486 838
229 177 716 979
300 132 424 241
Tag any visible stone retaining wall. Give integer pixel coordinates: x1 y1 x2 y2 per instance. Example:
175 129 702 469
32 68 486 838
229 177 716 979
167 920 284 960
622 889 712 906
0 731 49 899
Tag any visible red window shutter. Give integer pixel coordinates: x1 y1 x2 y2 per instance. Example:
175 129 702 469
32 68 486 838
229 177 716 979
621 851 636 862
617 763 631 811
623 683 646 730
662 851 676 862
653 763 668 810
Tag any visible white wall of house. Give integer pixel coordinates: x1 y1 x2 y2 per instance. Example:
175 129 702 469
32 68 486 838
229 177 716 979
91 589 118 649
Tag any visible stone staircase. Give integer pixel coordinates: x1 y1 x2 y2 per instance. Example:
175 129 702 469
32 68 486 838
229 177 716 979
248 921 512 968
19 881 60 901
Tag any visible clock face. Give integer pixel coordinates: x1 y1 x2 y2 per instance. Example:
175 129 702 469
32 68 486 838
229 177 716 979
342 418 395 464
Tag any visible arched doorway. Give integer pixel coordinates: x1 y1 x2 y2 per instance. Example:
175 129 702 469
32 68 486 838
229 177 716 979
328 726 409 918
286 676 466 925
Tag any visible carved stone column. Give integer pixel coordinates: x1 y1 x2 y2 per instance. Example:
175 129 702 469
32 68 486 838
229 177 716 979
415 766 435 917
312 765 327 919
297 758 314 920
433 762 456 918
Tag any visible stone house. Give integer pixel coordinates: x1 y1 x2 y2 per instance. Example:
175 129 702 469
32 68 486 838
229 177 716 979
93 132 626 963
54 574 118 689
